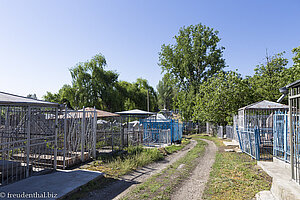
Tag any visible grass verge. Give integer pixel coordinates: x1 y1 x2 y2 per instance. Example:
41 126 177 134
64 140 191 200
121 137 207 200
164 138 190 154
199 135 272 200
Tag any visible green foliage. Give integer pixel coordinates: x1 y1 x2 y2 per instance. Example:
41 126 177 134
159 23 225 89
156 74 175 110
158 23 226 120
69 54 120 111
194 71 253 125
249 52 289 103
44 54 158 112
117 78 158 111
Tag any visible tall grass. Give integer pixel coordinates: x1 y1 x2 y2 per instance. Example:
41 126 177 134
88 145 164 177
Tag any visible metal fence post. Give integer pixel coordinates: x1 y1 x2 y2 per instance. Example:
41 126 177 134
289 97 295 180
284 110 288 161
111 122 114 151
170 119 173 144
248 130 253 158
255 127 260 160
93 107 97 159
236 126 243 152
81 107 85 162
26 106 31 177
63 106 67 169
54 108 58 170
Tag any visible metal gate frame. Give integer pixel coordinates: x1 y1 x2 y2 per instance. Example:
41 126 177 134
0 105 58 186
59 107 97 169
288 84 300 183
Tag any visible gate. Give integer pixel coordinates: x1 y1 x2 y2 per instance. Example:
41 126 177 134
0 106 58 186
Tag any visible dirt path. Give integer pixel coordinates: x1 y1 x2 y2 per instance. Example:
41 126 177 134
171 139 217 200
82 140 197 200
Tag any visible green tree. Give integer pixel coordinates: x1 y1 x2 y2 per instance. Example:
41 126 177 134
43 53 158 112
69 54 120 111
159 23 226 120
156 75 174 110
194 71 252 126
116 79 158 111
249 52 289 102
43 84 76 109
283 46 300 84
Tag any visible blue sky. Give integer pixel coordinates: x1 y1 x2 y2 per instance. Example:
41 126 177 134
0 0 299 98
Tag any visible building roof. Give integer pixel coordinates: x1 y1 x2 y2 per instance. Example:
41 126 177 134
79 107 119 118
115 109 154 116
238 100 288 111
0 91 60 107
60 107 119 119
286 79 300 89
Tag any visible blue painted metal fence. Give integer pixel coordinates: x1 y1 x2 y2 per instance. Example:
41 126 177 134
237 127 273 160
273 111 290 162
140 119 183 145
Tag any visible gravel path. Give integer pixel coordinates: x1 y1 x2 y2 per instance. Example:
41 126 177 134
171 139 218 200
82 140 197 200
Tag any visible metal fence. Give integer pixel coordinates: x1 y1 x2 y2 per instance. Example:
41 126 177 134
273 111 290 163
0 105 184 185
96 119 123 153
225 125 236 140
58 108 97 169
289 86 300 184
0 106 58 186
140 119 182 145
237 127 273 160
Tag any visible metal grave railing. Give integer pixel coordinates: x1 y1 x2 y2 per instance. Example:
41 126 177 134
237 126 273 160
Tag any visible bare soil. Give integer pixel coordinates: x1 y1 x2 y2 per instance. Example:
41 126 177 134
81 140 197 200
171 139 217 200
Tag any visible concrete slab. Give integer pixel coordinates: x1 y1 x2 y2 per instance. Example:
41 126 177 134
258 159 300 200
223 140 239 146
224 149 235 152
1 169 104 200
234 147 242 153
256 190 278 200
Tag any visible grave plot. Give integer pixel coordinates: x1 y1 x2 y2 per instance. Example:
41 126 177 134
0 91 60 185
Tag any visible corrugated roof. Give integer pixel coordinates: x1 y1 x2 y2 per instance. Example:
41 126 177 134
238 100 288 111
0 91 60 107
115 109 154 115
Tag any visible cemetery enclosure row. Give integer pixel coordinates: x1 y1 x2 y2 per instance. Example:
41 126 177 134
0 105 183 186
